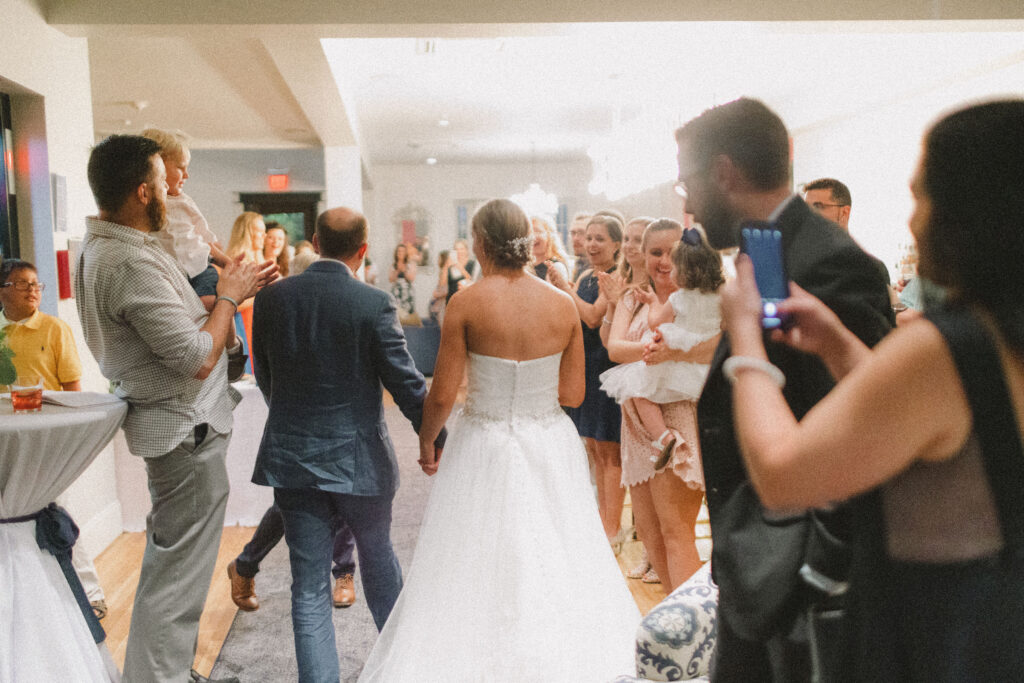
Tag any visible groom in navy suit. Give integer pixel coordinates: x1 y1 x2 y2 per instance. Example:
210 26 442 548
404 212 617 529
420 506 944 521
251 206 445 682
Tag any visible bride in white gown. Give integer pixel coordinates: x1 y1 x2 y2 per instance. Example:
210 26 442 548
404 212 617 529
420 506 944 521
358 199 640 682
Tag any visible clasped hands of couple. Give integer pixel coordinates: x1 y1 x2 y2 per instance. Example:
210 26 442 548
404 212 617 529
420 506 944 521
417 444 444 476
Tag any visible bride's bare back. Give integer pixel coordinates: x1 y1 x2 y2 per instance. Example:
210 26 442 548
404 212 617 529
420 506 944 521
417 268 585 474
441 270 584 405
456 270 578 361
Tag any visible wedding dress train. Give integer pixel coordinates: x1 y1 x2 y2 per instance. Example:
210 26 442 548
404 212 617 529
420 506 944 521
358 352 640 682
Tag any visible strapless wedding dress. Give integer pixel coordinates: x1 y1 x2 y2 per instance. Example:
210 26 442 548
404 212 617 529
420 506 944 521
358 352 640 682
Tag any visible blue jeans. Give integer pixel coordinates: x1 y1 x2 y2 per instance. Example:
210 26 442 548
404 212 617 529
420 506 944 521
275 487 403 683
234 503 356 579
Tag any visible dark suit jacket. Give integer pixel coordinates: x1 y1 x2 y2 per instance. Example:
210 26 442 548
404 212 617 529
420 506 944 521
698 196 894 565
250 259 442 497
700 197 892 518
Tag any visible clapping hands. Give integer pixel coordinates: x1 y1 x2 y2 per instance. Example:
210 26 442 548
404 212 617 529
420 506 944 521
218 254 279 303
597 271 625 305
632 287 657 306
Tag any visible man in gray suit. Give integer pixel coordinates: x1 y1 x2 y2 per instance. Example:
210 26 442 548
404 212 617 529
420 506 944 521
250 207 445 682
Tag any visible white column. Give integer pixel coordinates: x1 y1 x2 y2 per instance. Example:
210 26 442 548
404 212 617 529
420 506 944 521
323 146 363 212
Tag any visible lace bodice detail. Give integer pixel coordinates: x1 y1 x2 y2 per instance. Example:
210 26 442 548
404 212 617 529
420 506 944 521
461 352 563 423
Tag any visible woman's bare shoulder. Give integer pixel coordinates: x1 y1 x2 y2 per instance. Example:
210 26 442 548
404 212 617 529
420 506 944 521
874 315 954 367
544 280 577 312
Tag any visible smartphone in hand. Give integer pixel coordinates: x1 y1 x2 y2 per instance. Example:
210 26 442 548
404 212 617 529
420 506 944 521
740 222 792 330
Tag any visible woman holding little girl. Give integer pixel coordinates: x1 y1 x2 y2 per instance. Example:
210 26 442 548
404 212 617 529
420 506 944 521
604 219 723 591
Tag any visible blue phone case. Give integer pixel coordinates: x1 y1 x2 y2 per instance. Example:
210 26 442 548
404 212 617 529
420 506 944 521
740 224 791 330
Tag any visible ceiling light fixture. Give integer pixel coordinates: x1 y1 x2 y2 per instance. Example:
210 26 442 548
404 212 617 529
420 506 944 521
426 157 438 165
438 118 450 127
511 143 559 217
510 183 559 218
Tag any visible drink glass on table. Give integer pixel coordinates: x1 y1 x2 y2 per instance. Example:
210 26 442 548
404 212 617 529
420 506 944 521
11 374 43 413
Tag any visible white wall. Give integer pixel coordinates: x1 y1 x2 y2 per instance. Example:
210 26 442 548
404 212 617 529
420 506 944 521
791 53 1024 280
364 159 684 313
1 0 121 556
186 148 326 243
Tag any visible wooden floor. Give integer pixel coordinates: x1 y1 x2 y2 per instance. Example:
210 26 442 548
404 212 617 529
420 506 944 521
94 505 666 676
94 526 254 676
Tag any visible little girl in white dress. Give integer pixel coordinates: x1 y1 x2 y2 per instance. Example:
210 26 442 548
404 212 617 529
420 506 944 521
600 226 724 466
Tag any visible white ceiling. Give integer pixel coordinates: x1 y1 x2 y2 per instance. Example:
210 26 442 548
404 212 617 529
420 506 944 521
81 19 1024 168
321 25 1024 165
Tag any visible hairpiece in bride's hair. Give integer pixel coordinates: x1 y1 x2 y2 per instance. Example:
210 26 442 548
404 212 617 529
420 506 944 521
682 227 701 246
507 235 533 249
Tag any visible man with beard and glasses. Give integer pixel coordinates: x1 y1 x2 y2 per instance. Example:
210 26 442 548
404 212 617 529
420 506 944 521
670 99 893 682
76 135 276 683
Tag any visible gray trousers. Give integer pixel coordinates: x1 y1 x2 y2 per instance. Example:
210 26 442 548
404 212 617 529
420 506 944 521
123 426 231 683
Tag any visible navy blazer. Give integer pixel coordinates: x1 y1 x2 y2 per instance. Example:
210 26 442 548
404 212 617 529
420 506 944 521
250 259 437 496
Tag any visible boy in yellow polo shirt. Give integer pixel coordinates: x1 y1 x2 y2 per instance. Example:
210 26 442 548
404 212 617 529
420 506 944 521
1 258 108 616
1 258 81 390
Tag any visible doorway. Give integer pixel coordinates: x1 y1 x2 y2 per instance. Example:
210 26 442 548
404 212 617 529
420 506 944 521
0 92 18 260
239 192 322 245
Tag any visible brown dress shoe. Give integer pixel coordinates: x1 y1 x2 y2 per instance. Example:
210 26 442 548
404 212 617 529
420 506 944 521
227 560 259 612
333 574 356 608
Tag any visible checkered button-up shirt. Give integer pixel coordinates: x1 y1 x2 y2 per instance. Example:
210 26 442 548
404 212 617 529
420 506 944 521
74 217 239 457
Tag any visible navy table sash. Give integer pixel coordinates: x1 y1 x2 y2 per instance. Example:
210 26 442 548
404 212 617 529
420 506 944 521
0 503 106 643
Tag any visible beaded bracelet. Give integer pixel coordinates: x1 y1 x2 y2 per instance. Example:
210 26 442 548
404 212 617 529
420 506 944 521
722 356 785 388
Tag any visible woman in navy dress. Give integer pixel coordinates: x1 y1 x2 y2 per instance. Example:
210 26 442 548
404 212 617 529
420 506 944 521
549 213 627 551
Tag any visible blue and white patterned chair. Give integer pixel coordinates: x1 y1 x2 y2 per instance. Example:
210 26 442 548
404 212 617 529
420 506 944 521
610 562 718 682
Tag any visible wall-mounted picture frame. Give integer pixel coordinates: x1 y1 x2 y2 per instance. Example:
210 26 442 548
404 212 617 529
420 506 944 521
393 203 434 267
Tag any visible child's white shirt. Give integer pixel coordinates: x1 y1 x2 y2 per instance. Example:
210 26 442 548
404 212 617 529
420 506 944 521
155 192 218 278
657 288 723 351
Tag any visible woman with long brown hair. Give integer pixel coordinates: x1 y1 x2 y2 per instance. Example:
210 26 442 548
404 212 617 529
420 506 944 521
263 222 291 278
549 213 628 551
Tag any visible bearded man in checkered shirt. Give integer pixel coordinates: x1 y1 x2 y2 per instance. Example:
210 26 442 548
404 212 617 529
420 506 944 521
76 135 276 683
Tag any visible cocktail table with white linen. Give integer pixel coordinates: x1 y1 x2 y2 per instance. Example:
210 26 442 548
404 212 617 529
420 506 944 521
0 393 126 682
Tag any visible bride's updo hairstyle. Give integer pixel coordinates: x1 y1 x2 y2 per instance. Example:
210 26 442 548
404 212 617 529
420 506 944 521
471 199 533 270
